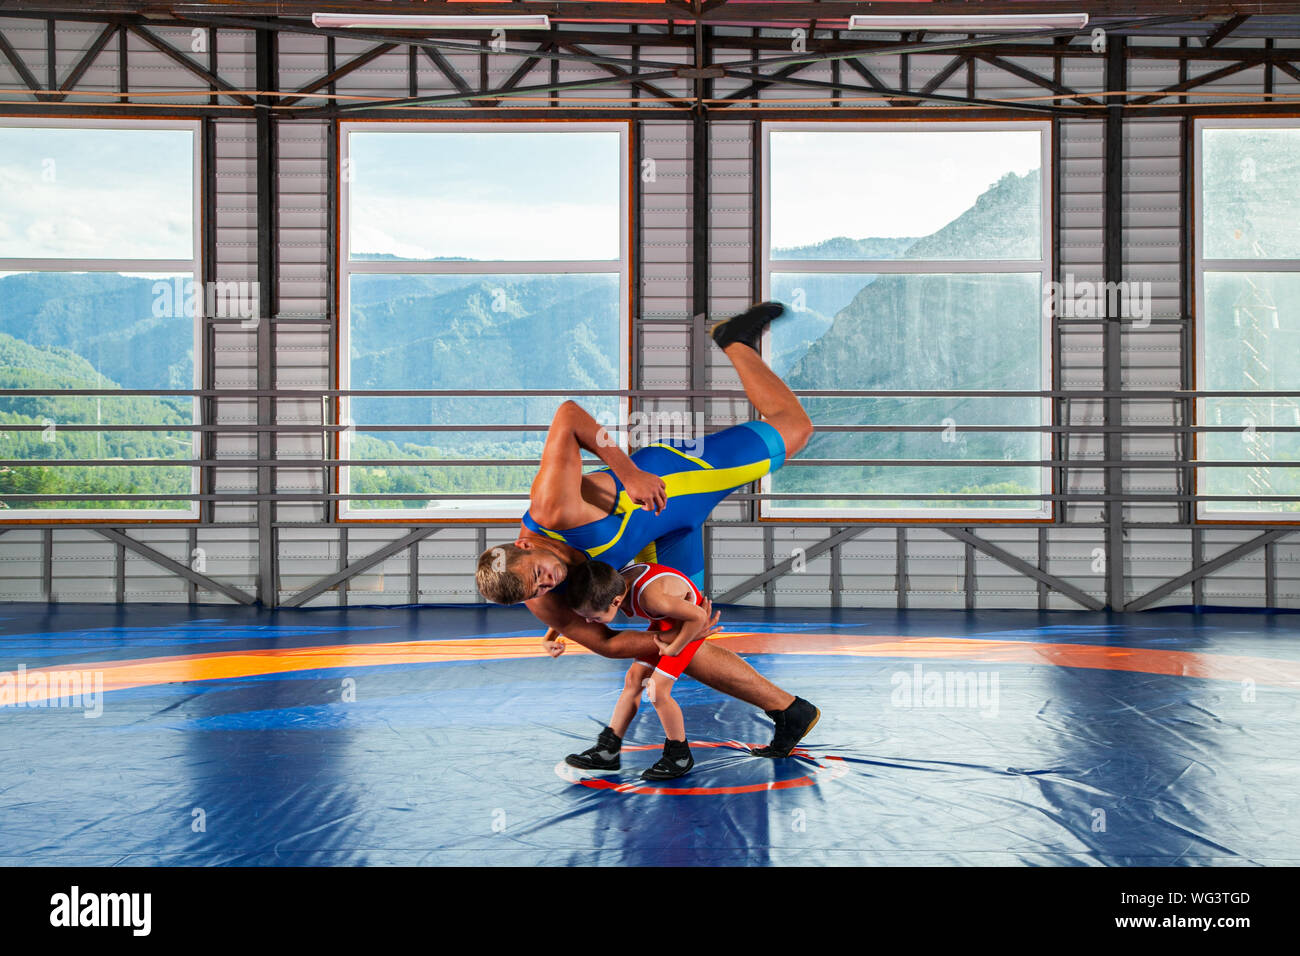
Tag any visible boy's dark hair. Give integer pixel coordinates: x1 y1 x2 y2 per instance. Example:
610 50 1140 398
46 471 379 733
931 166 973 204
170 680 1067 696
565 560 626 613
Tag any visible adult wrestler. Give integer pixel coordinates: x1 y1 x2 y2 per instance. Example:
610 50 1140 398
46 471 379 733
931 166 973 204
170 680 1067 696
476 302 819 758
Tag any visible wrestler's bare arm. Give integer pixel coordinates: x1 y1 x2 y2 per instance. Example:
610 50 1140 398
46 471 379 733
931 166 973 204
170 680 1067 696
530 401 665 526
525 591 717 659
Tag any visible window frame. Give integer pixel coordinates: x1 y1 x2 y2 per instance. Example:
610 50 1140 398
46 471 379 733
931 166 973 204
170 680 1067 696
0 117 203 523
759 119 1054 522
1193 116 1300 524
335 119 632 522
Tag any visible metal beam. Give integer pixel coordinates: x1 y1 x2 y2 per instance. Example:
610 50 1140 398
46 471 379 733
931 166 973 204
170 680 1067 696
718 63 1085 115
715 526 867 603
97 528 256 605
51 22 117 100
1204 14 1248 48
126 24 256 106
420 44 474 97
279 41 398 107
1126 530 1293 612
973 52 1101 106
1130 58 1257 105
944 528 1106 611
560 40 693 108
58 2 1282 22
281 528 438 608
0 26 45 98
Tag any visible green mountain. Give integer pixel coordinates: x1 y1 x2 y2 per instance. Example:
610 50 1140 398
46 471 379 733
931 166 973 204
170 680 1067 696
0 272 193 391
777 169 1046 508
772 236 917 259
0 333 193 510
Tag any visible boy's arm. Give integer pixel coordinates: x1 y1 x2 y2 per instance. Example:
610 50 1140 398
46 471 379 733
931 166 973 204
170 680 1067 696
529 400 666 526
639 579 712 657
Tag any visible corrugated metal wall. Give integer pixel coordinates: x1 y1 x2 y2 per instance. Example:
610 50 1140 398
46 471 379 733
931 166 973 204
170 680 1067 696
1 20 1297 608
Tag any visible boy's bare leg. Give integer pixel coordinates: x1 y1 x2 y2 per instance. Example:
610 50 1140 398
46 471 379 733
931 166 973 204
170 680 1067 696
609 664 648 737
684 642 795 712
648 672 686 741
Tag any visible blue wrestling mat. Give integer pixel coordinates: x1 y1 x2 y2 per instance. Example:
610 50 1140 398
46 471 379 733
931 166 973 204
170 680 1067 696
1 603 1298 866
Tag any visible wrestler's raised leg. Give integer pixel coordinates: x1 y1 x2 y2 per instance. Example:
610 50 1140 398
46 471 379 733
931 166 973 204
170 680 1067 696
711 302 814 457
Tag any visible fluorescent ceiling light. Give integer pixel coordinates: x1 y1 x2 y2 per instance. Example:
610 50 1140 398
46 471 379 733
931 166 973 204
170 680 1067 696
311 13 551 30
848 14 1089 32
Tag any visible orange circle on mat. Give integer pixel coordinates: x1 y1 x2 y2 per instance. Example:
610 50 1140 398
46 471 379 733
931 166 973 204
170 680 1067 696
557 740 848 796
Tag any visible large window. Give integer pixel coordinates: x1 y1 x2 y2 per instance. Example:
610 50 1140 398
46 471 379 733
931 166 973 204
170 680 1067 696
0 120 201 519
338 122 629 520
761 122 1052 520
1195 119 1300 520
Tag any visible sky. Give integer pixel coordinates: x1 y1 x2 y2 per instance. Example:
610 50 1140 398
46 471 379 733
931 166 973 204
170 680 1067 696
0 124 1039 263
769 128 1042 248
0 126 194 260
347 129 623 261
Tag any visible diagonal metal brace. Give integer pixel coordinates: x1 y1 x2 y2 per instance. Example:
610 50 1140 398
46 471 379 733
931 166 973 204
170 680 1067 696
715 526 867 604
97 528 255 605
281 527 438 608
1125 529 1293 611
944 528 1105 611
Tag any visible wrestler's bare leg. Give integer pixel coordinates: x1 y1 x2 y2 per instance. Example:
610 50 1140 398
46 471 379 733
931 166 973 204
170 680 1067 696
722 341 813 457
683 642 795 712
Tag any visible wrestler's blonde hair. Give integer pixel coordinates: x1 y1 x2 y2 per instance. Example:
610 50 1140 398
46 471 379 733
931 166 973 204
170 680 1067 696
475 544 529 605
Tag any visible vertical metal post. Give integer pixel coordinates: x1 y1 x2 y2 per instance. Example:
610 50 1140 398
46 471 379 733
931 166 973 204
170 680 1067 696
1264 541 1276 608
1179 42 1195 530
762 526 774 607
1035 527 1047 609
255 27 279 606
631 114 642 430
115 541 126 604
1191 526 1204 606
896 527 907 610
46 18 55 94
117 24 127 103
830 535 842 609
966 37 975 99
338 527 349 606
42 529 53 601
691 24 710 437
326 37 338 525
187 527 198 603
703 524 713 599
964 537 976 611
202 24 218 525
1052 112 1065 525
408 534 419 604
202 114 217 523
1103 36 1126 611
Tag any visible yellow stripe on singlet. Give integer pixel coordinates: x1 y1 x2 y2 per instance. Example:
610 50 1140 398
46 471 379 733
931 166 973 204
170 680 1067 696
649 443 714 470
584 457 773 559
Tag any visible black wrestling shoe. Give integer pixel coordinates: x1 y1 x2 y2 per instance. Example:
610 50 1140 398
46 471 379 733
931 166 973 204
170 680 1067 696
565 726 623 772
710 301 785 353
751 697 820 758
640 738 694 781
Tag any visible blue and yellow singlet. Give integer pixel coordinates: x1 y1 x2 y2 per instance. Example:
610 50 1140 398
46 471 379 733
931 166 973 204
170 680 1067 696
520 420 786 588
